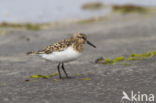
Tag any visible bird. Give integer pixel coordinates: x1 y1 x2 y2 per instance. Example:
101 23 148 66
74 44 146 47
27 32 96 79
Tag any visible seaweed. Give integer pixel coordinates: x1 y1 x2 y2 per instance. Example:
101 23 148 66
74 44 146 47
82 2 104 10
30 72 59 79
0 22 44 30
113 56 125 63
112 4 147 14
96 50 156 65
53 79 60 81
0 30 6 35
1 82 6 86
77 17 107 24
81 78 92 80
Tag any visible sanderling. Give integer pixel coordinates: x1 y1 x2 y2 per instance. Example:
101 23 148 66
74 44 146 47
27 32 96 79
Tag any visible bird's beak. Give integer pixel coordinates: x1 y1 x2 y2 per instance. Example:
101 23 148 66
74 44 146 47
87 40 96 48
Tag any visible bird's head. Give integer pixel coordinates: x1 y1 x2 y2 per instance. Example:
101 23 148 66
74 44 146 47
72 32 96 48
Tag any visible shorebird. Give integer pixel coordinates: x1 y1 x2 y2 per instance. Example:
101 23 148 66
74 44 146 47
27 32 96 79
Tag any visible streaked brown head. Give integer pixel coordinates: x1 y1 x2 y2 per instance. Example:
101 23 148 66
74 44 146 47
72 32 96 48
72 32 87 44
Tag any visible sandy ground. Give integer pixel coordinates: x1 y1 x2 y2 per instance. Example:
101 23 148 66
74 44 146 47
0 12 156 103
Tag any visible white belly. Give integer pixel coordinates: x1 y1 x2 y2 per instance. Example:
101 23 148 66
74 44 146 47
40 47 81 62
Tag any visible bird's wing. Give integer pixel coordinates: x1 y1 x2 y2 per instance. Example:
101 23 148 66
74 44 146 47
42 39 72 54
27 38 72 55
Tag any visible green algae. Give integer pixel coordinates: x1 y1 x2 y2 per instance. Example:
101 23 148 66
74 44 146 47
50 72 59 76
77 16 108 24
128 52 154 60
91 72 96 74
0 30 7 35
81 78 92 80
112 4 148 14
31 75 47 78
82 2 104 10
77 73 80 76
151 50 156 55
1 82 6 86
96 50 156 65
53 79 61 81
24 24 42 30
124 63 131 66
30 72 59 79
113 56 125 64
0 22 44 31
95 56 125 64
104 58 113 64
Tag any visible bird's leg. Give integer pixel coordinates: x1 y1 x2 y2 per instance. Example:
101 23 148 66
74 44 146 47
57 62 62 79
61 63 69 78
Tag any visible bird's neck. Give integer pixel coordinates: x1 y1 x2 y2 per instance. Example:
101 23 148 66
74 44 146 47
72 40 84 52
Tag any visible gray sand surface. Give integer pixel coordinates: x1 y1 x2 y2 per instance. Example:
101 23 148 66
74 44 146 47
0 13 156 103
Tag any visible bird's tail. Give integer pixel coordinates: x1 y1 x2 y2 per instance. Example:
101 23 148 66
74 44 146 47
26 51 36 55
26 50 43 55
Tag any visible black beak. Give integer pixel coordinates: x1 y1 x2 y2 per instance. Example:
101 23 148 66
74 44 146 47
87 40 96 48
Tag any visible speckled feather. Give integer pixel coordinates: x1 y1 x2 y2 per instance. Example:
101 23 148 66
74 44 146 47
27 39 72 54
42 38 73 54
27 33 87 55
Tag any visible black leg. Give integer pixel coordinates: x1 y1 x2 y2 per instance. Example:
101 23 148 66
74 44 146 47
57 62 62 79
61 63 69 78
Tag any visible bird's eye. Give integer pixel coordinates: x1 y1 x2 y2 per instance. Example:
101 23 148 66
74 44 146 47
82 36 86 40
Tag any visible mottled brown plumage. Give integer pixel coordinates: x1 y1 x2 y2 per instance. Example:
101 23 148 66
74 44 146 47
27 32 88 55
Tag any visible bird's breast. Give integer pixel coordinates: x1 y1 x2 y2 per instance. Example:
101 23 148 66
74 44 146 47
40 46 81 62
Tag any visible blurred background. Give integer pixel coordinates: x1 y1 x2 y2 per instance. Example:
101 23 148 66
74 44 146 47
0 0 156 23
